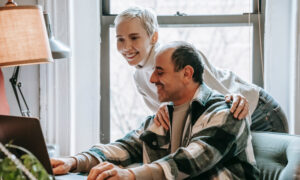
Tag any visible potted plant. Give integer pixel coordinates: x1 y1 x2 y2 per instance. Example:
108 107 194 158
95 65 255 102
0 142 53 180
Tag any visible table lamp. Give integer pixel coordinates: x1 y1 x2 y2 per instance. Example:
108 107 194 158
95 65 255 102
0 0 53 116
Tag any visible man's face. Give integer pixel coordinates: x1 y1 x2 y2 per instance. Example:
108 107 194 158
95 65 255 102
150 48 185 104
116 18 153 66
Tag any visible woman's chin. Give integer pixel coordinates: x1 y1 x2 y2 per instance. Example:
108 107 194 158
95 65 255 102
127 59 141 66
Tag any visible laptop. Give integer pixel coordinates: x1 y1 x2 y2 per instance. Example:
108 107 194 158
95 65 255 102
0 115 86 180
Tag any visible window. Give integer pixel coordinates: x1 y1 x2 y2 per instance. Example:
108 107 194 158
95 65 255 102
101 0 265 143
110 0 252 15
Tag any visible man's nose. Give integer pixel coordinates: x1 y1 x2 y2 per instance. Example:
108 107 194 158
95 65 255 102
150 72 156 84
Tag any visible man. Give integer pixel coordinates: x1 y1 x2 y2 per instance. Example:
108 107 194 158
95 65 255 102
52 41 259 179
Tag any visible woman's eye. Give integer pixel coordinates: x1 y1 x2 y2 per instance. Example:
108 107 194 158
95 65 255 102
131 36 139 40
117 38 124 42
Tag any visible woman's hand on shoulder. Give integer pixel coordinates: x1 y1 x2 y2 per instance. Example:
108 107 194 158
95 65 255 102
225 94 249 120
154 105 170 130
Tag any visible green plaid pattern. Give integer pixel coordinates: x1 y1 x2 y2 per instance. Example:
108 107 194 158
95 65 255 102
87 84 259 179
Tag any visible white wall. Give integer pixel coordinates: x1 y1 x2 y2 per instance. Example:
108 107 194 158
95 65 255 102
264 0 299 134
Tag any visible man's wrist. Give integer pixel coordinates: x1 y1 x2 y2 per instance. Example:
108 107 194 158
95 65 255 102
69 157 77 171
128 169 136 180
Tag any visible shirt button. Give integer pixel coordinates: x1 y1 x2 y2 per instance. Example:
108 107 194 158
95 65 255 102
152 141 157 146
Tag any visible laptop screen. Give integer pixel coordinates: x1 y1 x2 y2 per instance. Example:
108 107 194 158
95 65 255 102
0 115 53 175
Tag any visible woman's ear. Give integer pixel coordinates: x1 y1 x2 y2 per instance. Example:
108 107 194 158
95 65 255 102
151 32 158 44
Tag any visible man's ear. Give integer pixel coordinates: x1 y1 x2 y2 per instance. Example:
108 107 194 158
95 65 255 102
151 32 158 44
183 65 194 82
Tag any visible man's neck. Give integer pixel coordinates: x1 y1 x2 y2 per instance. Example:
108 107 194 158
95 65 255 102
173 84 200 106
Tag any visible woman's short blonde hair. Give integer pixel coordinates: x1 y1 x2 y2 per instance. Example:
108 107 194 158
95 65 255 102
114 7 159 37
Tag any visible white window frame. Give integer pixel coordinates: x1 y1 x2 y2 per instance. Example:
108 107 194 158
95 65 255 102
100 0 266 143
296 0 300 134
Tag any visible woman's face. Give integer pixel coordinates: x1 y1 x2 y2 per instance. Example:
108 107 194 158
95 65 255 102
116 18 154 66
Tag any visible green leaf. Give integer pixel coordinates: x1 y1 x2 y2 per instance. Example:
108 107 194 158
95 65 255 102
0 144 52 180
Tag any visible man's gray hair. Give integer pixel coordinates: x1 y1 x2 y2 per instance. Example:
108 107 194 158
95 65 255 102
114 7 159 37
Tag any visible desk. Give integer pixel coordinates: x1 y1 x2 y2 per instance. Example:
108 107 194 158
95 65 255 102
55 173 87 180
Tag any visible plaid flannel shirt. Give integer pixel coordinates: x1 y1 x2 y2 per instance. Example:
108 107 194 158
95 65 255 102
85 84 259 179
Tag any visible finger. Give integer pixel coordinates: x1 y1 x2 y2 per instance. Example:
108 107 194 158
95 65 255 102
50 159 61 167
157 112 168 130
51 159 66 169
237 105 248 120
153 116 161 126
158 108 169 127
234 98 245 118
53 165 68 175
160 112 170 129
88 163 113 180
225 95 232 102
230 95 241 113
50 159 62 164
99 162 108 166
96 169 117 180
157 112 169 130
162 106 170 124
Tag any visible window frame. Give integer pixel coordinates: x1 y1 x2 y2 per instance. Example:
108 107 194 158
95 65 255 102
100 0 265 143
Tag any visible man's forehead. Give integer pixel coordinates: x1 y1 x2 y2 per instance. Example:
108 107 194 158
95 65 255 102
155 47 175 65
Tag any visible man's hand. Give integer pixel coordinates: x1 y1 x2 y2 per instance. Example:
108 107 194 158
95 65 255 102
87 162 135 180
50 157 77 175
225 94 249 120
153 105 169 130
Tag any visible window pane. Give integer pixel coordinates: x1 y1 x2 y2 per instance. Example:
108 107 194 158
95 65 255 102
110 0 253 15
110 26 252 141
159 26 253 82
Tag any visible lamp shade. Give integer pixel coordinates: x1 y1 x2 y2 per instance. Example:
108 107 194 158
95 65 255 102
0 6 52 67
